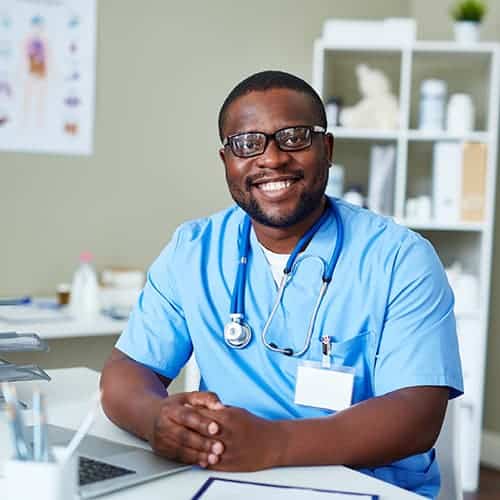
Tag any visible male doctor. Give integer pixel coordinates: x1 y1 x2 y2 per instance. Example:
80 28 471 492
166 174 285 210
101 70 463 499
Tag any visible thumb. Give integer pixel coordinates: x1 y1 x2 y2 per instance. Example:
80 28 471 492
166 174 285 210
184 391 224 410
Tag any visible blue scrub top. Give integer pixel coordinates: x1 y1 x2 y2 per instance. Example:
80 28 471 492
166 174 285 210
117 198 463 499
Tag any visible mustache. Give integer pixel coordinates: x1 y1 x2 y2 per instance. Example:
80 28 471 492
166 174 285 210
244 170 304 191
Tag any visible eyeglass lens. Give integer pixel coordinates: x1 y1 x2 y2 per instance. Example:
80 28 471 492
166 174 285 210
229 126 313 158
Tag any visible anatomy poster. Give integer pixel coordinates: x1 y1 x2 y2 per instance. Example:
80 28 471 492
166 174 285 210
0 0 96 155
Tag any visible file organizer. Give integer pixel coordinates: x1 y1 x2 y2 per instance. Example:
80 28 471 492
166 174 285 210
0 332 51 408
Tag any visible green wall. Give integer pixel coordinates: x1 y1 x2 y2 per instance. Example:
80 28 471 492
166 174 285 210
0 0 408 382
4 1 500 436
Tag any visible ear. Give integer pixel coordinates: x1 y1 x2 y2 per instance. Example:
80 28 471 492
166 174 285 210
219 147 227 166
324 132 334 163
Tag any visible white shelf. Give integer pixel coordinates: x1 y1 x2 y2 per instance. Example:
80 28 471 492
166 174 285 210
319 41 500 54
320 42 404 52
398 219 486 232
314 39 500 492
413 41 500 54
407 130 489 142
329 128 490 143
328 127 398 140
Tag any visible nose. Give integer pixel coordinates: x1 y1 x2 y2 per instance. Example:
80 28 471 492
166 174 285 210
255 138 290 169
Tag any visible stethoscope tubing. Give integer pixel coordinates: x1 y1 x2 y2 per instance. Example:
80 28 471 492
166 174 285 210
227 197 344 356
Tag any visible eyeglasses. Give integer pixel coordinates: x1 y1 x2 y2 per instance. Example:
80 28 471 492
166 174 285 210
222 125 326 158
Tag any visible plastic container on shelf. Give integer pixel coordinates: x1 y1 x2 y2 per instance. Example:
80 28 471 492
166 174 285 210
326 163 345 198
419 79 447 131
69 251 100 319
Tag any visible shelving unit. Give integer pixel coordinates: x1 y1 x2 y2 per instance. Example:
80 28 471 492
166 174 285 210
313 39 500 492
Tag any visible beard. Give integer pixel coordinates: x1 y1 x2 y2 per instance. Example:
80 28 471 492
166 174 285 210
226 168 328 228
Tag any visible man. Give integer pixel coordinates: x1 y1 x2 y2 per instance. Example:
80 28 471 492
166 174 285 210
101 71 463 499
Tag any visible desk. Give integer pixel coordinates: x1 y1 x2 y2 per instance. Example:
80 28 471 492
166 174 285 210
0 310 128 340
0 368 424 499
0 310 200 392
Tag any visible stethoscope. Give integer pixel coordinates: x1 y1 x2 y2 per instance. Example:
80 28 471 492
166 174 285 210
223 198 344 357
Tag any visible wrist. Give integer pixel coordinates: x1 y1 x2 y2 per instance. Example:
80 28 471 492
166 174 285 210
269 419 293 468
146 394 168 444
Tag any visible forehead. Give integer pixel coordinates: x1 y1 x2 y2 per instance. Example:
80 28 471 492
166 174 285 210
223 88 318 136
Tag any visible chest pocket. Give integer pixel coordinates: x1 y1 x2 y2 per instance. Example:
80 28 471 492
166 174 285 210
322 330 374 404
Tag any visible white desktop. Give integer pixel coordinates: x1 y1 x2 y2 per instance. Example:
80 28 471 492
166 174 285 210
0 368 424 499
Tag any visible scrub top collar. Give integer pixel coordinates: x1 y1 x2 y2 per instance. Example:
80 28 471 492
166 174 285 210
242 199 341 278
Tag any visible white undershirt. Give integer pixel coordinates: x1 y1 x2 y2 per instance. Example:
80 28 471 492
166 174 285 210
259 244 290 285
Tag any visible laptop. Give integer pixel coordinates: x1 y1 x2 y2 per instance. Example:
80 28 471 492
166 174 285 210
31 424 191 499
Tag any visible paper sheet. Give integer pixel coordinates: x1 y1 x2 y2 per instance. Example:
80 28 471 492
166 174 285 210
192 478 378 500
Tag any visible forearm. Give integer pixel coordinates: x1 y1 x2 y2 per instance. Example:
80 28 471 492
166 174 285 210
100 348 170 442
276 386 448 468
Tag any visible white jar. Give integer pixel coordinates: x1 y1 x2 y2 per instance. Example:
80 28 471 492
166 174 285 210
326 163 344 198
446 93 475 133
419 79 447 131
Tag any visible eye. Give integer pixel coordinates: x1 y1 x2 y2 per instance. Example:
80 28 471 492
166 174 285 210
283 134 302 146
232 133 264 155
278 127 310 149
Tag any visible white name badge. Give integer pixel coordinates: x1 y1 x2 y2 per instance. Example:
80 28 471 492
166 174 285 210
294 361 354 412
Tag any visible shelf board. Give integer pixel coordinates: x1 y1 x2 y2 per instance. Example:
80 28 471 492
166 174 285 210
407 130 489 142
328 127 398 140
321 42 404 53
329 128 490 142
413 41 500 54
397 219 485 232
319 41 500 54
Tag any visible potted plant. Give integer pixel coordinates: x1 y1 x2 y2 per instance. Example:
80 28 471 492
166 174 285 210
451 0 487 43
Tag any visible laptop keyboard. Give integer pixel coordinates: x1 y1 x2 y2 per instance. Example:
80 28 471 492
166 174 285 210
79 456 136 486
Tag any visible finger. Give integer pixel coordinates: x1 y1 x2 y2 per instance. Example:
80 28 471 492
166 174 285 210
196 408 233 437
167 404 221 437
159 417 223 455
211 441 224 455
185 391 224 410
155 434 213 466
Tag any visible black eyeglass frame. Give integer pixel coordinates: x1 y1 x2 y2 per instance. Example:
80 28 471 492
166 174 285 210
222 125 327 158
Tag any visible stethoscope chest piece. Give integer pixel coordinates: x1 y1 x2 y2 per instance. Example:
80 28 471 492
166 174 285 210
224 315 252 349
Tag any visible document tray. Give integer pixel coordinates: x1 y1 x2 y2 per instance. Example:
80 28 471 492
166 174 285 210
0 332 49 352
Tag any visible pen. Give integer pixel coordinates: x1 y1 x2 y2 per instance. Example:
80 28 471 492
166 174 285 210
39 392 52 462
62 391 101 464
0 296 32 306
32 389 42 461
1 382 30 460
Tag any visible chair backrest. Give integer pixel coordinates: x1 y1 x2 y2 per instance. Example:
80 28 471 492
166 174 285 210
183 355 201 392
436 399 463 500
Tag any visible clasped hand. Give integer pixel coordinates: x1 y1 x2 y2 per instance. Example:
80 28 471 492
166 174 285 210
149 391 281 471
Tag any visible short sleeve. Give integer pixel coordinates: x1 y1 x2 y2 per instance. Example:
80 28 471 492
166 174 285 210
373 233 464 399
115 227 193 379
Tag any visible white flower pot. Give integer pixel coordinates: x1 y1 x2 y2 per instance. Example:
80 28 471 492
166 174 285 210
454 21 480 43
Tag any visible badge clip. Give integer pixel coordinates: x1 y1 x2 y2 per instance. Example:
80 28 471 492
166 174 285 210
321 335 332 368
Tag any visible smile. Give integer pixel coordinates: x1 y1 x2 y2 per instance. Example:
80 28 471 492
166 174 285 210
257 179 295 192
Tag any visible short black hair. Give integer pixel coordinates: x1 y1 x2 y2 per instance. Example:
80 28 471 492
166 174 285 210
218 70 326 141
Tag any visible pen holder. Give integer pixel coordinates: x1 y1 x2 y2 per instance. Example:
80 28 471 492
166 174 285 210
4 447 78 500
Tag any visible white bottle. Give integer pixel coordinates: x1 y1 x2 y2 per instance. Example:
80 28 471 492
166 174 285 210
419 79 447 131
326 163 345 198
70 251 100 319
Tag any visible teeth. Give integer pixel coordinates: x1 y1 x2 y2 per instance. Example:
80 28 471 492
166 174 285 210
259 180 293 192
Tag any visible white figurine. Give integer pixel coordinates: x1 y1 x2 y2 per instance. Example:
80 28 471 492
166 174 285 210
340 64 399 130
